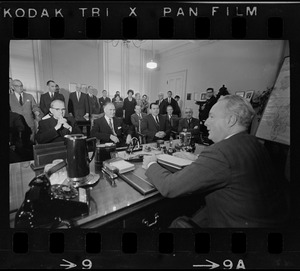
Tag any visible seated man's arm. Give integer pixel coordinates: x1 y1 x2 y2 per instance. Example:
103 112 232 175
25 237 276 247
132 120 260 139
141 118 155 140
90 120 111 142
35 121 60 144
188 119 200 136
131 114 138 128
145 146 230 198
178 119 184 133
162 117 171 138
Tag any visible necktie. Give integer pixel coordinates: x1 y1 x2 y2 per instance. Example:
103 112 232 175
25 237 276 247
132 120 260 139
138 118 141 133
168 98 171 104
19 94 23 106
51 92 53 99
156 116 159 125
109 118 116 135
77 92 80 101
169 115 172 125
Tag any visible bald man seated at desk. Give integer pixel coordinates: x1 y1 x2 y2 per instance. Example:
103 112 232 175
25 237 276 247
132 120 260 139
143 95 290 228
90 103 132 147
140 103 170 143
36 100 82 144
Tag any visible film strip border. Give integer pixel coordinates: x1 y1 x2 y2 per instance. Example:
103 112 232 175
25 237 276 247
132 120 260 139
0 2 299 39
2 229 300 268
1 1 300 269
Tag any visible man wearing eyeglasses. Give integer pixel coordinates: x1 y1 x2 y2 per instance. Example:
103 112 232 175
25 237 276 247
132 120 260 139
36 100 81 144
9 79 41 142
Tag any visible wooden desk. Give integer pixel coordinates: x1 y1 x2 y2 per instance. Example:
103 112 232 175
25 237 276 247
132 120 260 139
10 143 206 228
10 159 163 228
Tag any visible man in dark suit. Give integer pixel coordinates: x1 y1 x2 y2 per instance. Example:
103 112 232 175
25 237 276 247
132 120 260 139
87 86 100 115
9 79 41 142
131 105 147 136
40 80 65 115
99 89 111 113
91 103 132 146
165 105 179 138
143 95 290 228
164 91 181 117
141 103 170 143
68 83 90 120
155 92 167 115
196 88 217 138
36 100 81 144
9 109 33 162
178 108 200 143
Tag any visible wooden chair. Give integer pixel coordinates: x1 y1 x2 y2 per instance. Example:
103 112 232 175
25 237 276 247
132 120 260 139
32 141 67 170
90 113 104 127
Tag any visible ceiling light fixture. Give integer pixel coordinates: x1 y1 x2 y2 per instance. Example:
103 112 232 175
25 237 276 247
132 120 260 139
105 40 146 48
146 40 157 69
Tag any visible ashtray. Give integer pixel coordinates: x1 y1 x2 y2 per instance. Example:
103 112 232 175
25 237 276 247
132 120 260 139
51 184 78 200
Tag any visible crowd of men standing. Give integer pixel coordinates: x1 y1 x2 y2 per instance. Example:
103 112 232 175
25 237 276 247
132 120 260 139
9 77 228 161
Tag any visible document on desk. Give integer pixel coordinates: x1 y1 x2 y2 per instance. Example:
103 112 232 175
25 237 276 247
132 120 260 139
109 160 135 174
118 171 156 195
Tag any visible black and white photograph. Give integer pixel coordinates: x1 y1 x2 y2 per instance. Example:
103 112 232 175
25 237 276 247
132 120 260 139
9 39 293 230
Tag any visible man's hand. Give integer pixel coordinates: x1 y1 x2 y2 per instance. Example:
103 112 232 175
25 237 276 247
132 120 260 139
155 131 166 138
126 134 132 145
34 111 40 117
62 122 72 131
142 154 158 169
84 113 89 120
55 117 67 130
110 134 120 143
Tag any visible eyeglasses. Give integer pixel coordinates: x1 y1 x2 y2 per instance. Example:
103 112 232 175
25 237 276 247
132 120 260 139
51 108 66 111
13 84 23 87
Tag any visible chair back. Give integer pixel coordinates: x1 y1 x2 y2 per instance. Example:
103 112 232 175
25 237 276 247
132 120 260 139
90 113 104 127
33 141 67 169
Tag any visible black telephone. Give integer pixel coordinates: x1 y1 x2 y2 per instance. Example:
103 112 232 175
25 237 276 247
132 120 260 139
14 161 89 228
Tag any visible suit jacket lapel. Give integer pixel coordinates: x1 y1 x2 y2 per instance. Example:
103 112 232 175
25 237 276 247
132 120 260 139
153 115 159 129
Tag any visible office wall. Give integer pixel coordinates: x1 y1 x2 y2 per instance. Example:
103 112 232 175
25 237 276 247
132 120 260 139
155 40 286 117
10 40 286 115
10 40 153 101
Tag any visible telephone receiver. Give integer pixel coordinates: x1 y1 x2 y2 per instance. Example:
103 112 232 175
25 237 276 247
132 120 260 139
15 160 88 229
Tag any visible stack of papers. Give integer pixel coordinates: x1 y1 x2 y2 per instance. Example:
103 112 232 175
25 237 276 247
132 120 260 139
109 160 135 174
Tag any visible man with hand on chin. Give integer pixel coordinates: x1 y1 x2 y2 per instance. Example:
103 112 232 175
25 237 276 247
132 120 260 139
143 95 290 228
36 100 81 144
